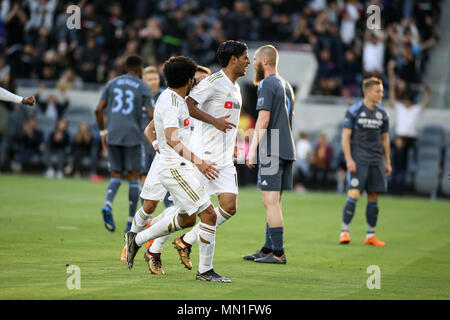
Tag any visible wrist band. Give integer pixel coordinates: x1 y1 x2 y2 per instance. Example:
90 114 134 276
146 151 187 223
100 129 108 137
152 140 158 147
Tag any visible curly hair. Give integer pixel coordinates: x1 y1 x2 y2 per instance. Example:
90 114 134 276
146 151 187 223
162 56 197 88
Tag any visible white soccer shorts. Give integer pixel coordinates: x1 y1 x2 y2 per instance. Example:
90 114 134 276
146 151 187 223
140 156 167 201
194 165 238 196
159 166 211 215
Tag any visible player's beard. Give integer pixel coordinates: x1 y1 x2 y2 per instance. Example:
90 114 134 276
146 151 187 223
253 62 265 86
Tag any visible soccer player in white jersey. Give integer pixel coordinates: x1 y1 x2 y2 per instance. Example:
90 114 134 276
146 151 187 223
120 66 212 264
125 56 231 282
148 40 250 271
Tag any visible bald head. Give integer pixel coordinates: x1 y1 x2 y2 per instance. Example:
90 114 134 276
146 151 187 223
255 45 279 67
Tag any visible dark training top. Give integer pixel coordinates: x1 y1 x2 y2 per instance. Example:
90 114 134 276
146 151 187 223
343 101 389 166
256 73 296 161
100 74 153 147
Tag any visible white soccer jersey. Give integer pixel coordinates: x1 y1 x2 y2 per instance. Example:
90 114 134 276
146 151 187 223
189 70 242 168
154 88 193 169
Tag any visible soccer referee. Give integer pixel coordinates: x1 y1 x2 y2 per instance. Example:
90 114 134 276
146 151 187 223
245 45 295 264
339 77 391 246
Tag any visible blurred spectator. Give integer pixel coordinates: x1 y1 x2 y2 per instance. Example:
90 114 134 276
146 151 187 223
44 118 70 179
25 0 57 34
187 20 216 67
35 85 69 121
67 121 93 178
340 0 360 46
294 131 312 193
290 16 313 44
257 3 276 42
340 49 361 97
236 110 256 186
388 59 431 195
309 132 333 186
362 30 385 77
10 116 43 173
3 0 27 47
222 0 253 41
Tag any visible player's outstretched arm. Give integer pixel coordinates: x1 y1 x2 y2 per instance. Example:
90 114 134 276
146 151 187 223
0 87 35 105
185 96 235 132
165 126 219 180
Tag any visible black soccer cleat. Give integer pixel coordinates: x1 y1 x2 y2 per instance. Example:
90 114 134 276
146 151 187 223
254 252 287 264
242 250 266 261
196 269 231 283
125 232 141 269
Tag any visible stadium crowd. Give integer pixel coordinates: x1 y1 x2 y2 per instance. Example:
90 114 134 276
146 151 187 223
0 0 446 195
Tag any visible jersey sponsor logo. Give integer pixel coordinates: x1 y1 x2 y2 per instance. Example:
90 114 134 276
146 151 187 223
184 118 190 127
224 101 233 109
357 118 383 129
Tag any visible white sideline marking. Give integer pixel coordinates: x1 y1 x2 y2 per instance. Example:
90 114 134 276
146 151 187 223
56 226 78 230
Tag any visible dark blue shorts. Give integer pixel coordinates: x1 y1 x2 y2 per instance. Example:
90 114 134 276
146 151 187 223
347 163 387 193
107 144 141 173
257 158 294 191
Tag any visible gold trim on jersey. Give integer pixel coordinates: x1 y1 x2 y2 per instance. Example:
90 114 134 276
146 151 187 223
171 93 179 107
207 72 223 83
170 169 200 202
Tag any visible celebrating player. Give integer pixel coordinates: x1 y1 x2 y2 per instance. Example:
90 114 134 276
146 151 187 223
95 55 154 233
146 40 250 272
244 45 295 264
125 56 231 283
339 77 391 246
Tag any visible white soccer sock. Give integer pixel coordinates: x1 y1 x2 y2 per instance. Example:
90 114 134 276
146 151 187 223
135 213 181 247
150 206 178 226
130 207 152 233
149 235 170 254
197 222 216 273
183 207 232 245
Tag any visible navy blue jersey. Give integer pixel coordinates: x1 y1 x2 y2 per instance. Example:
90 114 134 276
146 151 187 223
100 74 154 146
256 74 295 161
343 101 389 166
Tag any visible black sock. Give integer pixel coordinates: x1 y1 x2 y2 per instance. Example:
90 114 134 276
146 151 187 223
261 247 273 254
273 250 284 257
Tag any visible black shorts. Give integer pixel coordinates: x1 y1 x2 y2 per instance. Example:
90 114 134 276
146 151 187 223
347 163 387 193
257 158 294 191
108 144 141 173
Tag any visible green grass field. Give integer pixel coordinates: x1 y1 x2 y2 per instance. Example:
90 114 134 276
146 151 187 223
0 174 449 300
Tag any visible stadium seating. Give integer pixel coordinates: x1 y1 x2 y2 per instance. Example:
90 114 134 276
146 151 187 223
413 146 441 198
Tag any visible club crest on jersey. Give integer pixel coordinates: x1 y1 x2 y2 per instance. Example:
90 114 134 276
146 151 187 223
224 101 233 109
184 118 190 126
375 111 383 120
